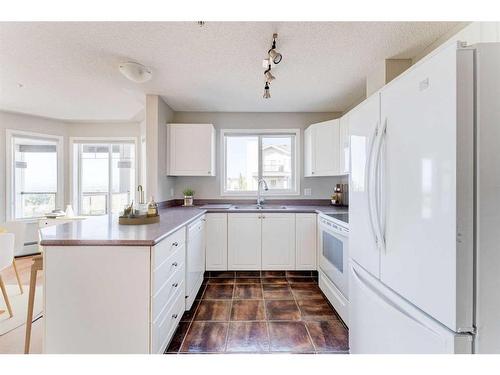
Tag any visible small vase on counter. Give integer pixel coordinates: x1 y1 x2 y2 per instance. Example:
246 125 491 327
147 197 159 217
182 188 195 206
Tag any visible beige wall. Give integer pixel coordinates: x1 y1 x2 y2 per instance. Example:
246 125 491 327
171 111 347 200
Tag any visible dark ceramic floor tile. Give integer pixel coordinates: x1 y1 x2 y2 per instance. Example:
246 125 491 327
165 321 190 353
290 284 325 300
208 278 235 285
181 299 200 322
230 300 266 321
305 321 349 352
296 299 337 320
287 277 317 284
286 271 312 277
235 278 261 284
180 322 228 353
226 322 270 352
194 300 231 321
235 271 261 278
262 284 294 300
203 284 234 300
209 271 235 278
268 322 314 352
265 300 301 321
261 277 288 285
261 271 286 278
234 284 263 299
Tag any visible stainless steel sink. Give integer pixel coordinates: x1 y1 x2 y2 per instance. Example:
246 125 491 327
230 205 288 210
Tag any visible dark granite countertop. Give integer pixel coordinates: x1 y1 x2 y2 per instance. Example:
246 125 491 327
39 204 347 247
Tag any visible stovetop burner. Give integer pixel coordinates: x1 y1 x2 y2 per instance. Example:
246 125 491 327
324 212 349 224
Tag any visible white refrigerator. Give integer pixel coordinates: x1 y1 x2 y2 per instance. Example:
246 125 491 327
348 42 500 354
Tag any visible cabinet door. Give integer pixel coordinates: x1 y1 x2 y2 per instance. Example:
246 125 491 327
314 120 340 176
168 124 215 176
261 213 295 270
228 213 261 270
339 115 350 174
295 213 317 270
205 213 228 271
304 127 314 177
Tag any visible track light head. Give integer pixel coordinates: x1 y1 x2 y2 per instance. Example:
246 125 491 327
268 49 282 64
263 82 271 99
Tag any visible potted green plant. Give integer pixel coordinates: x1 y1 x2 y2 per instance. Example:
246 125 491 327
183 188 195 206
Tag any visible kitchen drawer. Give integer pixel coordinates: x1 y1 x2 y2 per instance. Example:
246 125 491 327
153 244 185 291
153 266 185 322
151 286 185 354
153 227 186 269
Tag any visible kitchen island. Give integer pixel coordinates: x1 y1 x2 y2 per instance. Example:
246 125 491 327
39 203 346 353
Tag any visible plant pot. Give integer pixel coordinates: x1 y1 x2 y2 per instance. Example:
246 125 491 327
184 196 194 206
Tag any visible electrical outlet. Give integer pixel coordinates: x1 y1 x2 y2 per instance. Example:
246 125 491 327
170 188 174 197
304 188 312 196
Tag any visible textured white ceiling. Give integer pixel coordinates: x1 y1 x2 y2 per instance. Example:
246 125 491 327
0 22 464 121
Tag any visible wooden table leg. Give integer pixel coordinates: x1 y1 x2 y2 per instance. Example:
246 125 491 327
12 260 24 294
24 257 41 354
0 275 13 318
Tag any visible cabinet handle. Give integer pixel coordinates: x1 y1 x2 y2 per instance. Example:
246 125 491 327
172 314 178 319
262 215 266 219
172 262 178 267
172 242 179 247
201 218 206 222
172 283 179 288
208 171 211 174
312 171 315 174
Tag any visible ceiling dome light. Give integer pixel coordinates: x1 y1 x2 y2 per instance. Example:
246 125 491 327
263 82 271 99
118 61 152 83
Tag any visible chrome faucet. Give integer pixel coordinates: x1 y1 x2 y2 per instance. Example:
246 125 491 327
256 178 269 208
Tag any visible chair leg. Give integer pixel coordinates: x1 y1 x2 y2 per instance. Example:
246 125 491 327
12 260 24 294
24 266 38 354
0 275 13 318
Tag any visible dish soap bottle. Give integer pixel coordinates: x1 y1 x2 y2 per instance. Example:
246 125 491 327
147 197 158 217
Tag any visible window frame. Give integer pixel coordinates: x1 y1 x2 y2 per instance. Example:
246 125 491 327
69 137 139 216
5 129 64 221
220 129 301 196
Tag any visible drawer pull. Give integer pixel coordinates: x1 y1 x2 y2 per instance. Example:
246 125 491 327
172 262 178 267
172 283 179 288
172 313 178 319
172 242 179 247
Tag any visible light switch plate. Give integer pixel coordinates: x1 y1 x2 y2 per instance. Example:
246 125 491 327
170 188 175 197
304 188 312 196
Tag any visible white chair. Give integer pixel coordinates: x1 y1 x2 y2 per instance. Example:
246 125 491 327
0 233 15 318
1 221 27 294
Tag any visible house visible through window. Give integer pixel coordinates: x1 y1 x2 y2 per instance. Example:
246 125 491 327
74 142 136 215
11 135 60 219
223 131 299 195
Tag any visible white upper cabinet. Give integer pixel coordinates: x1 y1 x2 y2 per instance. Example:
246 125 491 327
339 114 350 174
167 123 216 176
304 119 344 176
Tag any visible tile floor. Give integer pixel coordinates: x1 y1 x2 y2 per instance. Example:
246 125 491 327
166 271 349 354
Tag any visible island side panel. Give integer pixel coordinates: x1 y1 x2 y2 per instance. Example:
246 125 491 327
43 245 151 354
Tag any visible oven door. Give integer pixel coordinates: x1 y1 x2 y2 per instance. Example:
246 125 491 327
319 220 349 299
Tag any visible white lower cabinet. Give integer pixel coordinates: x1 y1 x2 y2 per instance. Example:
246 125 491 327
295 213 317 270
205 213 228 270
186 216 206 310
228 213 262 270
261 213 296 270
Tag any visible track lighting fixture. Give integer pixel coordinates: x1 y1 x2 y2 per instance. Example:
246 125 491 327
261 33 282 99
263 82 271 99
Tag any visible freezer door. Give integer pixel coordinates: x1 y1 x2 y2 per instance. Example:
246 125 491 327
379 44 474 332
349 261 472 354
348 93 382 277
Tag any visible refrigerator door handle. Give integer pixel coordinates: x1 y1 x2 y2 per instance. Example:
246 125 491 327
372 118 387 252
366 122 380 246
